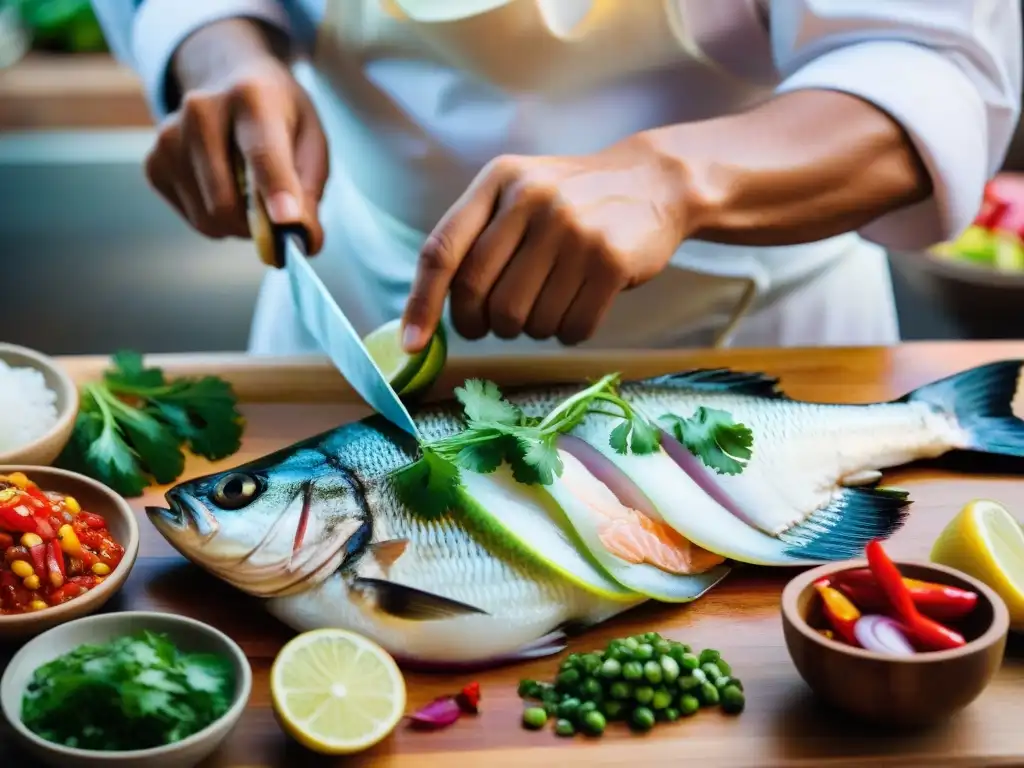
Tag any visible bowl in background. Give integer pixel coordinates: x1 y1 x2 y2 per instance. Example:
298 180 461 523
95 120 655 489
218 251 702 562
0 611 252 768
0 343 79 466
781 559 1008 729
0 466 139 640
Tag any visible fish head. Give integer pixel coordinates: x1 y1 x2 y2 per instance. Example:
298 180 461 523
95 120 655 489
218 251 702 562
147 442 372 597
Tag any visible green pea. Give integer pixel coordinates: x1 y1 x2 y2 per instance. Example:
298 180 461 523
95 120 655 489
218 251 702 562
603 700 625 720
664 707 681 722
654 640 674 657
721 685 745 715
677 674 701 693
642 632 660 643
679 652 699 671
635 643 655 662
556 668 581 691
714 676 733 691
555 719 576 737
701 662 723 680
579 701 598 716
622 660 644 681
728 678 744 691
581 654 603 675
698 648 722 666
690 668 708 684
651 688 673 710
518 679 541 699
609 681 633 700
699 682 720 706
543 701 559 716
660 656 680 684
582 710 607 736
557 697 581 720
523 707 548 729
643 660 663 684
635 685 655 705
631 706 656 732
581 677 604 702
601 658 622 679
716 658 732 676
679 694 700 716
622 637 640 652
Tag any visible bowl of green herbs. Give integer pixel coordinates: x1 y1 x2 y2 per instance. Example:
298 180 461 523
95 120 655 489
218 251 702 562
0 611 252 768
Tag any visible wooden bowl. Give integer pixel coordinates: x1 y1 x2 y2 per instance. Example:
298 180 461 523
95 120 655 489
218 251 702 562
0 344 79 466
0 466 139 639
0 611 252 768
781 559 1009 729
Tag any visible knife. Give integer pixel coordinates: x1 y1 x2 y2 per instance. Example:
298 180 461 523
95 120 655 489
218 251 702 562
235 158 422 439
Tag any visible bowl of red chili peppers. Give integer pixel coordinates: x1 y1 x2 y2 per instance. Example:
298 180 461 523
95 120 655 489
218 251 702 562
0 466 139 640
781 540 1009 729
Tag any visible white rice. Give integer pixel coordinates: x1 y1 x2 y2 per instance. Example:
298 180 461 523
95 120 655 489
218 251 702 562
0 360 59 453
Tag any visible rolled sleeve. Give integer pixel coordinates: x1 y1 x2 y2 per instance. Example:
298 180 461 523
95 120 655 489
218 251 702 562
132 0 293 117
770 1 1023 251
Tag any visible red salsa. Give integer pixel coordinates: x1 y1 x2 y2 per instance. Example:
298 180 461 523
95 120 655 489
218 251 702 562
0 472 124 615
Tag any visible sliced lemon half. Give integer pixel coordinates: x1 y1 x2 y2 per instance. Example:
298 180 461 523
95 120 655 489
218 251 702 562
930 498 1024 629
271 629 407 755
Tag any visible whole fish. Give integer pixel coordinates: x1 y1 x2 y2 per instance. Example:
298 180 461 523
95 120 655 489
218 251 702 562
148 361 1024 665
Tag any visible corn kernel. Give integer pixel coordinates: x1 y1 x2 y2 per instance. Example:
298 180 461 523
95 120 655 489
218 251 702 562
6 472 30 489
91 562 111 576
10 560 34 579
0 488 17 505
20 532 42 548
63 496 81 514
94 576 105 584
28 599 47 611
22 575 39 590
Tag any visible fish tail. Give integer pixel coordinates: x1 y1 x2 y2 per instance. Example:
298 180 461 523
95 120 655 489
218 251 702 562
901 359 1024 456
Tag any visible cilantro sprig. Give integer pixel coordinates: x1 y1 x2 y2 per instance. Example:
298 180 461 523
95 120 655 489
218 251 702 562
57 351 244 497
21 630 236 752
396 374 753 517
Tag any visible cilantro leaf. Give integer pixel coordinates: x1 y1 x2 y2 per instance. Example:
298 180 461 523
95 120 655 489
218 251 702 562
104 349 166 389
660 407 753 475
395 448 463 518
628 416 662 454
608 421 631 455
455 379 521 425
452 440 505 474
146 376 244 460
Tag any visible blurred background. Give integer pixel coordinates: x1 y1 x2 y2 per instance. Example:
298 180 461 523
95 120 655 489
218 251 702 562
1 1 1023 355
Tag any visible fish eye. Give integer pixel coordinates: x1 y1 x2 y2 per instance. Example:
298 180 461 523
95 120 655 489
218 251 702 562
210 472 263 510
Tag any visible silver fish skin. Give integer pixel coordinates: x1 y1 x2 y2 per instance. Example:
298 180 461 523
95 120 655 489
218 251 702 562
149 361 1024 663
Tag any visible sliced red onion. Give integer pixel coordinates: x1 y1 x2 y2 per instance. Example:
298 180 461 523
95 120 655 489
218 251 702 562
854 614 916 656
657 429 762 530
407 696 463 729
557 434 660 519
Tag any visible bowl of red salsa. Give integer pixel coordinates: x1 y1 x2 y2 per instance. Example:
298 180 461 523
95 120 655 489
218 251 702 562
0 466 139 639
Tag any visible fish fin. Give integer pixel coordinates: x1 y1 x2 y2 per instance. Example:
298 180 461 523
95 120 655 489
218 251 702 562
899 359 1024 457
369 539 409 574
644 369 788 399
780 486 911 560
839 469 882 488
351 577 489 620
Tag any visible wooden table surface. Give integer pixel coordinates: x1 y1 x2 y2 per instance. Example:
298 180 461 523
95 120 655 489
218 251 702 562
4 341 1024 767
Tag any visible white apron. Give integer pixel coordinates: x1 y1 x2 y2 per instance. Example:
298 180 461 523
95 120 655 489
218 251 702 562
249 0 900 356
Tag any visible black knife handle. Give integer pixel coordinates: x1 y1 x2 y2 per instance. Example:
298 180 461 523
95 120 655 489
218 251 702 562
232 149 312 269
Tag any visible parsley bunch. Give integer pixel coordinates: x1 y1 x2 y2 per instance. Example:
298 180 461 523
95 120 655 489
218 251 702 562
396 374 753 518
57 351 244 497
21 631 236 751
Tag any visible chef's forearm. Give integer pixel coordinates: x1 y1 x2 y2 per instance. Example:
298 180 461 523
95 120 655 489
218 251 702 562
640 89 933 247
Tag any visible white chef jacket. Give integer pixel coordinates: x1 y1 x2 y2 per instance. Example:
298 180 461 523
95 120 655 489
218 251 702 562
93 0 1022 355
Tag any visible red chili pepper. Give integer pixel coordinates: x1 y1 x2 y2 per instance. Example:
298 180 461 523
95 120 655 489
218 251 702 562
455 682 481 714
28 543 46 577
45 540 66 589
865 540 966 651
47 583 85 605
814 581 861 646
834 568 978 621
78 512 107 529
0 506 42 536
0 532 12 550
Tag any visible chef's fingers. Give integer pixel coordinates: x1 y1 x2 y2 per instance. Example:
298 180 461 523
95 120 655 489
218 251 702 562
402 163 505 353
556 269 624 346
146 116 224 237
289 112 329 253
523 246 588 341
449 200 532 341
180 92 249 238
486 219 562 340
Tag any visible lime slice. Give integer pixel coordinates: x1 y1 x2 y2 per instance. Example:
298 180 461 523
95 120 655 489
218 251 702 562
362 319 429 393
398 323 447 397
271 629 407 755
930 499 1024 629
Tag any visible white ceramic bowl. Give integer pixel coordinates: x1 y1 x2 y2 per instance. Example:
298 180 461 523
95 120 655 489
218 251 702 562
0 343 79 466
0 611 252 768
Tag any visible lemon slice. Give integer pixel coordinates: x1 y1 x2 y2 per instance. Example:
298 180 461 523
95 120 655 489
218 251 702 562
271 629 407 755
930 499 1024 628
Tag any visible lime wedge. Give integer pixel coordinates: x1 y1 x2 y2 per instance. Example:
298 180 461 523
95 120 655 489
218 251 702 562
398 323 447 397
362 319 428 393
271 629 407 755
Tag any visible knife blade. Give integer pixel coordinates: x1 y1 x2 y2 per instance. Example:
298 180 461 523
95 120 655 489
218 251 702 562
236 159 422 439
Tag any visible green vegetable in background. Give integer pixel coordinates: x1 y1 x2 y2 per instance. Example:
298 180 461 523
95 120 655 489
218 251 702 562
21 631 236 751
11 0 107 53
57 351 245 497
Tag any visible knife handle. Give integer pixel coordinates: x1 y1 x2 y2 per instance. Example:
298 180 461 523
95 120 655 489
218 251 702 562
232 149 312 269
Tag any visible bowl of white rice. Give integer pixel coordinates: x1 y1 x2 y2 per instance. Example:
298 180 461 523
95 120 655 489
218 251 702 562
0 344 78 466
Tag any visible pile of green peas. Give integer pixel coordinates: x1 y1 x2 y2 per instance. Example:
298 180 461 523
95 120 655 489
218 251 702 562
519 631 745 737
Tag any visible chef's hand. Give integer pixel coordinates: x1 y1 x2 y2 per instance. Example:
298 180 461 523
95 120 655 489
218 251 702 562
145 19 327 252
400 137 692 352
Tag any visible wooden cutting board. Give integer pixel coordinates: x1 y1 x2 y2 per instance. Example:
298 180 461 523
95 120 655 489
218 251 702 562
3 341 1024 767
